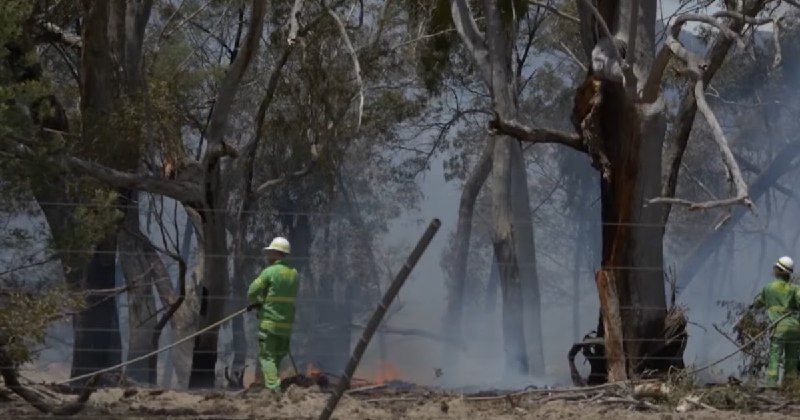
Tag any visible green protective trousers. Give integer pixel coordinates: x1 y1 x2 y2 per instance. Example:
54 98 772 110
258 332 291 391
767 334 800 387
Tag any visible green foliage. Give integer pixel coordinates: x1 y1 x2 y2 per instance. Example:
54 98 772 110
0 0 32 58
0 283 84 367
718 299 770 378
51 188 123 271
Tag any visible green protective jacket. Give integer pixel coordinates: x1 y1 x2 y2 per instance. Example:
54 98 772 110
247 260 299 336
754 278 800 338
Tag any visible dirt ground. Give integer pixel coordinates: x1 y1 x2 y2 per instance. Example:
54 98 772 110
3 383 800 420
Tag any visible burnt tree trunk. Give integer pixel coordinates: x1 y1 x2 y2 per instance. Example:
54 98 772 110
595 81 671 379
70 236 123 379
481 0 544 376
188 197 230 388
579 0 678 380
510 142 545 373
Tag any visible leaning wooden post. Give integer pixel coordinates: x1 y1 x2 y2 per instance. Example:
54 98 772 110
318 218 441 420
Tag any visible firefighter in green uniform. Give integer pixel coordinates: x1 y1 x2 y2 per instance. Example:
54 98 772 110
751 256 800 386
247 237 299 392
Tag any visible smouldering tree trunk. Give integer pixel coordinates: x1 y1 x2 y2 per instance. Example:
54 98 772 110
574 0 670 381
70 238 123 380
510 141 545 373
443 139 493 368
449 0 559 376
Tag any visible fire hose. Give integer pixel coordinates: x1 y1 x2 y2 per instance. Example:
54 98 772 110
57 306 251 386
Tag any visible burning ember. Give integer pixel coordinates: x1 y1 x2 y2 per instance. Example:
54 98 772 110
372 361 400 384
306 362 323 379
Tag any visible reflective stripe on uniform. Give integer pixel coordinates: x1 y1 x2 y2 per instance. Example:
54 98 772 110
264 296 295 303
260 320 293 330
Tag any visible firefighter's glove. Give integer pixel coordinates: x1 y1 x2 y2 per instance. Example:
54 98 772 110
247 303 261 312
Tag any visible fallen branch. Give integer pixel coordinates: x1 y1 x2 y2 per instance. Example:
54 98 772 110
327 7 364 130
599 396 658 410
318 219 441 420
464 381 643 401
345 383 387 394
0 348 100 416
350 322 467 349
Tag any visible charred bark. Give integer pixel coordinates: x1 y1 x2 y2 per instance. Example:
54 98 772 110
188 206 229 388
70 235 123 381
576 0 682 381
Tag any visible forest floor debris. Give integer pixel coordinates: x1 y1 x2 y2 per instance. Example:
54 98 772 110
4 378 800 419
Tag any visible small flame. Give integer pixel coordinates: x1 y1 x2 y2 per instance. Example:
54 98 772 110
373 361 400 384
306 362 322 378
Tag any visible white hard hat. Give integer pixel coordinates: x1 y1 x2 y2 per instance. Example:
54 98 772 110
777 256 794 273
264 237 291 254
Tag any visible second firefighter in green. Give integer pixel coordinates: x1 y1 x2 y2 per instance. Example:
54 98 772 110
751 256 800 387
247 236 299 391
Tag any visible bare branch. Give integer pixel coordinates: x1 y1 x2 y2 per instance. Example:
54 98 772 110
203 0 267 163
577 0 615 50
327 7 364 130
557 41 587 72
450 0 491 81
643 11 770 102
489 115 587 153
287 0 305 45
648 80 753 211
527 1 579 23
36 21 83 48
691 80 752 207
162 0 215 39
255 144 319 193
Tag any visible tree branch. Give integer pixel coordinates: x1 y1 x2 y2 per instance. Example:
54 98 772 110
203 0 267 164
327 7 364 130
0 348 99 416
643 11 754 102
489 115 587 153
658 1 771 224
449 0 491 81
63 155 202 204
527 1 580 23
287 0 305 45
646 7 778 212
557 41 588 72
648 80 753 211
255 145 319 193
35 21 83 49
